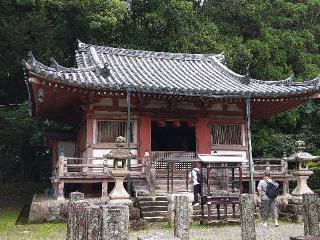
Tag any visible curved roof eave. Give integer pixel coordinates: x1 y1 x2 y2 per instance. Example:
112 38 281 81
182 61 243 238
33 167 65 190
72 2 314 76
22 45 320 99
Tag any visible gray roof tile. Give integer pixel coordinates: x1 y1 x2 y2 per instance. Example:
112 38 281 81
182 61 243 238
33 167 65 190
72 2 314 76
22 42 320 98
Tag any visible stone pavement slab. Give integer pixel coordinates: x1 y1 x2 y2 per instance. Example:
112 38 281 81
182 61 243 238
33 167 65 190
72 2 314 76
130 221 304 240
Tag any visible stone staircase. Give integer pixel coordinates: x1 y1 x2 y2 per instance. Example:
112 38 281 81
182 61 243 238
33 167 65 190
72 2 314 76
155 178 191 193
137 195 169 222
192 203 240 222
133 174 241 223
132 176 150 196
133 175 170 222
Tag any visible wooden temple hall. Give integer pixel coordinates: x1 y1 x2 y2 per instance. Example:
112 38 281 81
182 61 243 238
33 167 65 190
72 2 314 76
23 41 320 207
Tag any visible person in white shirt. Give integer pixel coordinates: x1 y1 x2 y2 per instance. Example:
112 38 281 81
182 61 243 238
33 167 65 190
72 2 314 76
191 161 202 206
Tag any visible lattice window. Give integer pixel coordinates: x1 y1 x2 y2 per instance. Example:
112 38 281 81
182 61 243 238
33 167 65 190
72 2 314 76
210 124 242 145
97 121 133 143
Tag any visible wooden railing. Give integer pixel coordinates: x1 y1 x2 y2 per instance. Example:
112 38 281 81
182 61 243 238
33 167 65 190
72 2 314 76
151 151 196 172
151 152 288 177
242 158 288 177
58 154 110 177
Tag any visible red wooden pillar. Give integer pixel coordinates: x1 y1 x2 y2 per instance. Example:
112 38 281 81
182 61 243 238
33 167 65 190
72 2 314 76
139 116 151 157
195 118 211 154
86 106 94 158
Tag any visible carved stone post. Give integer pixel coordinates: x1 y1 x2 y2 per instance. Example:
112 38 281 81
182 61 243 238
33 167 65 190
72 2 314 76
85 205 103 240
102 180 108 199
174 195 191 240
58 151 65 177
103 159 108 174
67 192 84 240
283 178 290 195
240 194 256 240
56 152 65 200
101 204 129 240
67 200 90 240
70 192 84 202
57 181 64 200
303 194 319 237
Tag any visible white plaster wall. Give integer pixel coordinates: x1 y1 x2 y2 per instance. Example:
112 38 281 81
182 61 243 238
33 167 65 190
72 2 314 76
94 98 113 106
176 102 199 110
210 150 247 162
118 99 128 107
57 141 75 157
227 104 242 111
94 111 127 116
144 100 167 108
208 103 223 111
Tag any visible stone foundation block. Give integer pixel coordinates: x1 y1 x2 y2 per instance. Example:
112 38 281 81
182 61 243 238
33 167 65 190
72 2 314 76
137 233 180 240
240 194 256 240
101 204 129 240
174 195 191 240
67 200 90 240
85 205 102 240
290 236 320 240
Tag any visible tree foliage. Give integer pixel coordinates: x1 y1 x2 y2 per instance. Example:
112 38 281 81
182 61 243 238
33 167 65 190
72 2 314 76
0 0 319 181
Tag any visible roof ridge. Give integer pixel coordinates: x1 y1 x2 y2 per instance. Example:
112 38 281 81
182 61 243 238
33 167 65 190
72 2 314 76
303 76 320 86
251 75 294 86
76 41 320 89
22 51 109 75
250 75 320 87
77 40 223 62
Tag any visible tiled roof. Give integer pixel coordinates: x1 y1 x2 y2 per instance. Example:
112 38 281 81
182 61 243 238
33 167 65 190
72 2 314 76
22 41 320 98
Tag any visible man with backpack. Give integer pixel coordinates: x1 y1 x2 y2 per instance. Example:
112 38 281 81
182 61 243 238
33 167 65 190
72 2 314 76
191 161 202 206
257 170 279 227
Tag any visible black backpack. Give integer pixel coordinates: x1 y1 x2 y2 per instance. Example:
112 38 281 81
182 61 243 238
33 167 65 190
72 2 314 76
196 169 202 184
193 168 202 184
265 180 279 199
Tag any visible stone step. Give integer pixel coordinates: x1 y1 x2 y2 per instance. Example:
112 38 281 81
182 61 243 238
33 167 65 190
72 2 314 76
134 186 150 192
142 211 168 218
137 194 169 222
193 215 240 222
139 201 168 207
136 189 150 197
193 205 239 211
155 190 191 195
137 195 168 201
155 184 189 189
154 196 167 201
156 179 188 185
137 196 153 201
142 216 166 222
140 206 168 212
192 211 240 217
134 185 149 190
133 182 148 187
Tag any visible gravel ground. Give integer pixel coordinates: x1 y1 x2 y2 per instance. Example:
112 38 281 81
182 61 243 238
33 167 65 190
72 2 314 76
130 220 304 240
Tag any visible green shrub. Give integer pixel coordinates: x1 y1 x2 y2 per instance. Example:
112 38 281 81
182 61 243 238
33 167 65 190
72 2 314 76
307 162 320 168
307 167 320 190
313 189 320 197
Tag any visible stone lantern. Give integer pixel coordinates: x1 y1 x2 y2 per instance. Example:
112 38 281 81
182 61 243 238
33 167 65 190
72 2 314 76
106 136 135 200
288 140 320 196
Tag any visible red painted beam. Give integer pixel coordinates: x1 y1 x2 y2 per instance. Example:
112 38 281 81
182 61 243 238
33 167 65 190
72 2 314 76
195 118 211 154
138 116 151 157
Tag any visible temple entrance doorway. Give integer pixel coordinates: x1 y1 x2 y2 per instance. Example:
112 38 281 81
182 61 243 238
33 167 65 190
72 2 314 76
151 120 196 151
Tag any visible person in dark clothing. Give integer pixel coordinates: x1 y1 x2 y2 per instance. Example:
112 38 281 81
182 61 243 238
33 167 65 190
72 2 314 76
257 170 279 227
